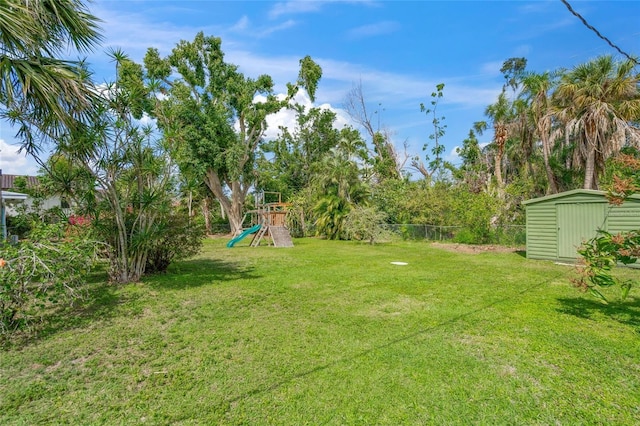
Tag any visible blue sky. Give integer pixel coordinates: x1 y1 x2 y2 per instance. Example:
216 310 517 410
1 0 639 176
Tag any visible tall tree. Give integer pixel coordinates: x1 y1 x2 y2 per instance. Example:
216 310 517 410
455 129 490 193
552 55 640 189
521 71 560 194
343 80 406 181
144 32 321 235
257 105 342 199
500 57 527 96
417 83 448 180
312 128 369 240
481 90 512 192
56 52 191 283
0 0 102 153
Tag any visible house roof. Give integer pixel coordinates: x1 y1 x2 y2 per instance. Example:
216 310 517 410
522 188 640 206
0 174 39 190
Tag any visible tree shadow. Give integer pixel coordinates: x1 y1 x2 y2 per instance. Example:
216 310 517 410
4 271 128 348
146 258 262 290
3 258 259 348
555 295 640 332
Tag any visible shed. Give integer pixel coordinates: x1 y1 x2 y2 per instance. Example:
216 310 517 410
522 189 640 261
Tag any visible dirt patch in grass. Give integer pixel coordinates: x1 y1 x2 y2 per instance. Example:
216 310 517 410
430 242 523 255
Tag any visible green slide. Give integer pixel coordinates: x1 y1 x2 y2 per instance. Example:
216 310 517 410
226 224 262 248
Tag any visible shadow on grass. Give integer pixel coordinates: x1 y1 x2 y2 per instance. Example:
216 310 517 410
4 258 259 348
217 272 563 412
3 269 128 348
556 296 640 332
515 250 527 258
146 258 262 290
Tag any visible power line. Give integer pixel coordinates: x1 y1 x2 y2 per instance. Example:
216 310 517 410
560 0 639 65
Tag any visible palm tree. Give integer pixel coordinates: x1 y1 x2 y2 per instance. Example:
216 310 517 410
552 55 640 190
522 71 560 193
482 90 512 193
312 146 369 239
0 0 102 153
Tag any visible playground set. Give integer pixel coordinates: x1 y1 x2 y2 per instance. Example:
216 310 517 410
226 191 294 248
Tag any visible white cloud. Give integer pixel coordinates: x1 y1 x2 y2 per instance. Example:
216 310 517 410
480 60 504 76
91 6 500 113
347 21 400 39
231 15 250 32
268 1 324 19
256 92 354 140
138 113 156 127
89 5 221 66
256 19 298 38
268 0 379 18
315 58 502 108
446 146 462 164
514 44 532 57
0 139 38 176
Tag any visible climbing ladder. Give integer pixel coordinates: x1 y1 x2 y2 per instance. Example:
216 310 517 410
250 222 268 247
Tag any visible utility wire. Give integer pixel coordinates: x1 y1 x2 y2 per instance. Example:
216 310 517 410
560 0 639 65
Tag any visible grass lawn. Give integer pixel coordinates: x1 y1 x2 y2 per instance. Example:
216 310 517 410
1 237 639 425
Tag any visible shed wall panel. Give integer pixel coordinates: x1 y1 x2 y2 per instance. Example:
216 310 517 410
608 203 640 233
557 203 606 259
526 204 558 260
524 190 640 262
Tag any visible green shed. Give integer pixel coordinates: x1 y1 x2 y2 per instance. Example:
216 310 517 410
522 189 640 261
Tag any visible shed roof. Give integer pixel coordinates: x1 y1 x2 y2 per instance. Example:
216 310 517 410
522 188 640 206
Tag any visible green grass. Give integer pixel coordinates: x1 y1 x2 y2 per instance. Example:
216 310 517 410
1 238 639 425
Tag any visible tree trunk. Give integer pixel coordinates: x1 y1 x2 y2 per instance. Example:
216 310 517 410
493 122 507 194
539 122 559 194
494 151 504 193
201 197 211 234
583 149 597 190
204 169 246 236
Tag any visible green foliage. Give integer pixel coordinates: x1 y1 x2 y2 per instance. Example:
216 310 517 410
501 57 528 93
313 194 352 240
575 230 638 302
52 52 199 283
257 106 343 200
0 222 100 336
344 205 392 244
371 131 401 181
449 187 501 244
307 128 370 239
573 153 640 301
144 212 205 274
145 32 322 235
2 238 640 424
0 0 102 155
419 83 448 179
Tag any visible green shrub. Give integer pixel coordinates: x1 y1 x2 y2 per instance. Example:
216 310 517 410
144 213 205 274
344 205 392 244
0 223 100 336
452 228 477 244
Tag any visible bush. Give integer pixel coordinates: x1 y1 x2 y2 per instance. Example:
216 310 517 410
144 213 205 274
452 228 477 244
0 222 100 336
344 206 392 244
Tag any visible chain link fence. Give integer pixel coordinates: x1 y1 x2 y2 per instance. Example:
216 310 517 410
209 220 526 246
382 224 526 246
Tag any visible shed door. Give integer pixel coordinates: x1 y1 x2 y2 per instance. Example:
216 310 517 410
557 203 607 259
